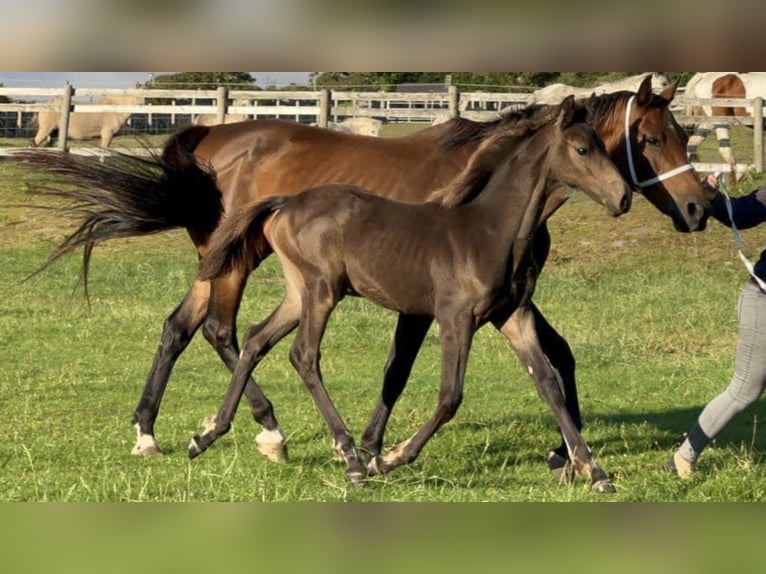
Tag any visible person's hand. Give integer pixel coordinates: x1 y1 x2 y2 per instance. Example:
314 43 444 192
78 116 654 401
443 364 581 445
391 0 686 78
701 172 721 202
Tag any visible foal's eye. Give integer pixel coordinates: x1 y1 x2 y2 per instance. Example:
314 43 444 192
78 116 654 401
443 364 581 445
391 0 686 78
576 147 588 156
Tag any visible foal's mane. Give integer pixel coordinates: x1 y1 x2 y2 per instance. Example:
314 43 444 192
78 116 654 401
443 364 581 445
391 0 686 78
430 104 580 208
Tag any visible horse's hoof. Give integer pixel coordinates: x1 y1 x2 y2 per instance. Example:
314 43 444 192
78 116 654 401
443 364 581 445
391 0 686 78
131 434 162 457
546 451 574 485
255 429 288 463
188 436 204 460
591 479 616 494
131 443 162 457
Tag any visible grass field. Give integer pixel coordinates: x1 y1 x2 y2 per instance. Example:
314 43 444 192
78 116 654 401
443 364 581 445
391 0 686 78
2 129 766 502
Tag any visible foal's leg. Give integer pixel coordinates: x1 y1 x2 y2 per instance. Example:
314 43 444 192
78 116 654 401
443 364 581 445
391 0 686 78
530 303 583 482
289 288 366 485
367 312 473 477
131 278 211 455
360 314 433 460
202 271 287 462
496 306 613 493
188 291 301 459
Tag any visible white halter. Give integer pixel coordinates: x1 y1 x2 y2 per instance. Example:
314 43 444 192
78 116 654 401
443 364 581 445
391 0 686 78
624 95 695 191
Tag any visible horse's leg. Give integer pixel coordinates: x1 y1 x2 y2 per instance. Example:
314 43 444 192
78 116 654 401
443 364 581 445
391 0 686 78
289 288 366 485
529 303 582 483
188 290 301 459
686 123 710 162
101 128 114 149
368 311 473 477
202 270 288 462
132 279 210 455
360 313 433 463
495 305 613 493
714 122 737 181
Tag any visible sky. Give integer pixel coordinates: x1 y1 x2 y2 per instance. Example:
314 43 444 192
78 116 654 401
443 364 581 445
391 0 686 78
0 72 311 88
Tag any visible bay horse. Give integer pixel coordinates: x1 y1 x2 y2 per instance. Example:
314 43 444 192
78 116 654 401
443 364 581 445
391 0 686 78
188 97 632 490
31 94 142 148
14 75 710 486
684 72 766 176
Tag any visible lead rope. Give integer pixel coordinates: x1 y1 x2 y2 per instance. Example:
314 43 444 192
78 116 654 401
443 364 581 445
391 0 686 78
623 95 695 190
719 174 766 292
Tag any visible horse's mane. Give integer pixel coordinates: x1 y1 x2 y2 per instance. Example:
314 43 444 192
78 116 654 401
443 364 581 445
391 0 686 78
429 104 571 207
435 104 549 150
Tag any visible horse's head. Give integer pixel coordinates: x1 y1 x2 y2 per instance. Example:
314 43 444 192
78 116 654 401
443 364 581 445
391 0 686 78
606 75 711 232
549 96 631 218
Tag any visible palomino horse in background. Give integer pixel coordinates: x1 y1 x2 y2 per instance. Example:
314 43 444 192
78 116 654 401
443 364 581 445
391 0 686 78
31 94 142 148
684 72 766 177
15 75 710 489
188 97 632 490
529 73 670 105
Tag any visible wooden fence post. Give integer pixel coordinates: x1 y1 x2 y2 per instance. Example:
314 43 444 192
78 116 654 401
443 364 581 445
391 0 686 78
754 97 764 173
318 89 330 127
58 82 73 152
216 86 228 125
448 85 460 118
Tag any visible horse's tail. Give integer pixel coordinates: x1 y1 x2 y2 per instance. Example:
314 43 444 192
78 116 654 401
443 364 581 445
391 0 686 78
198 196 291 281
13 125 219 292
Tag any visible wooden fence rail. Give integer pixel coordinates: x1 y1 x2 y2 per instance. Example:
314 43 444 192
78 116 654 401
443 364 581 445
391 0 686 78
0 84 762 173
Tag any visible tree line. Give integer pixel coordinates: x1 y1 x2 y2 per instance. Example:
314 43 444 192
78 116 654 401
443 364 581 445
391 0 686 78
141 72 692 92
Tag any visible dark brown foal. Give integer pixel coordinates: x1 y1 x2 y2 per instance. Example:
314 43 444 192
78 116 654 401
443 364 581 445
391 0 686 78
188 97 631 491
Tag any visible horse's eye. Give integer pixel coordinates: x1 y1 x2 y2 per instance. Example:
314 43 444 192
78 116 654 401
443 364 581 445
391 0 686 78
576 147 588 156
646 136 661 147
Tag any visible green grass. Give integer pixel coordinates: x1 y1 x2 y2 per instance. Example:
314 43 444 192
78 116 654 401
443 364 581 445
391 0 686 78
2 149 766 502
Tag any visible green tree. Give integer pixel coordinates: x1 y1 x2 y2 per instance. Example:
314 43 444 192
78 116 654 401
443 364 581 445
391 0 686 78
148 73 256 90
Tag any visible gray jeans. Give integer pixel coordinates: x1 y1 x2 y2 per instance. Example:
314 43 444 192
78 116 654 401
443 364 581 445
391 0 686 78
679 279 766 463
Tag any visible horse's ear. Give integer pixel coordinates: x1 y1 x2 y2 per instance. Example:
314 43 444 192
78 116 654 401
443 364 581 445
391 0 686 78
658 80 678 104
557 95 576 128
636 74 653 106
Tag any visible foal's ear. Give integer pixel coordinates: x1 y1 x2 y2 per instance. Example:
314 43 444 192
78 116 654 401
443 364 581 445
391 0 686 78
557 95 577 128
636 74 653 106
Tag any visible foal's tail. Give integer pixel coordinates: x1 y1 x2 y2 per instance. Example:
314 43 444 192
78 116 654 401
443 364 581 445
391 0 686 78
198 196 291 281
13 126 220 292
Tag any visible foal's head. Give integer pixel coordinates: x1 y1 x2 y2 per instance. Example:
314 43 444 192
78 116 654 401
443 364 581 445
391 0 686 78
544 95 632 217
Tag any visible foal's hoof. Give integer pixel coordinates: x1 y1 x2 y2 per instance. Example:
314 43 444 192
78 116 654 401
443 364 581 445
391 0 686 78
346 469 367 487
591 478 616 494
546 451 574 485
255 429 288 463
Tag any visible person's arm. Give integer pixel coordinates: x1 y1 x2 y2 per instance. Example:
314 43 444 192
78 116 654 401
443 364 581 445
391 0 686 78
709 183 766 230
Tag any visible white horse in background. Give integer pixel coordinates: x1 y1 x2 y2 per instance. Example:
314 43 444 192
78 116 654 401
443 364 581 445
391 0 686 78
31 94 142 148
684 72 766 172
529 73 671 104
194 99 251 126
313 117 383 136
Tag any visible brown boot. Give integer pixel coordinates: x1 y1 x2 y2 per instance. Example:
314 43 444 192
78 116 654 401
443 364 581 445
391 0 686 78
665 451 694 479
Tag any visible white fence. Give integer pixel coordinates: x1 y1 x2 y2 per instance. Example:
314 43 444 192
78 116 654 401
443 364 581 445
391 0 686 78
0 85 763 173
